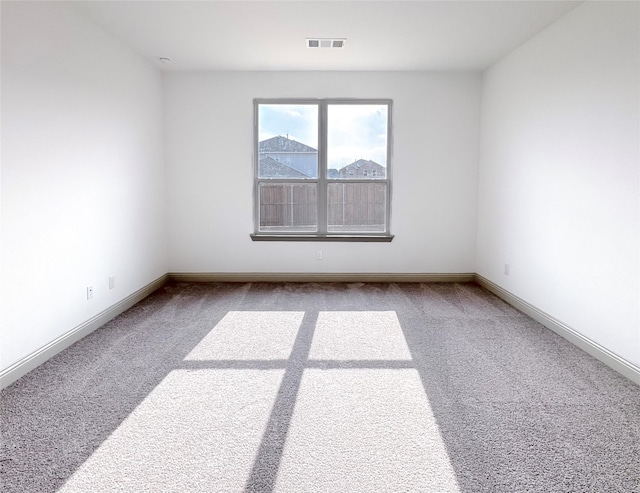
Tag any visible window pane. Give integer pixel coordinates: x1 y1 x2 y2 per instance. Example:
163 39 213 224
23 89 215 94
258 104 318 179
259 183 317 232
327 183 386 233
327 104 388 180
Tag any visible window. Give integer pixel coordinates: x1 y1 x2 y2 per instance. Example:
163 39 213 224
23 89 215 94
252 99 392 241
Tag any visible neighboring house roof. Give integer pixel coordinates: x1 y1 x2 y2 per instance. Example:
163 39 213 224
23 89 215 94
259 156 309 178
340 159 385 171
338 159 386 177
259 135 317 153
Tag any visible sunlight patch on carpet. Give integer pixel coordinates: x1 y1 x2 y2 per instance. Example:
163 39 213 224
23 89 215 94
58 369 284 492
275 368 461 492
309 311 412 360
185 311 303 360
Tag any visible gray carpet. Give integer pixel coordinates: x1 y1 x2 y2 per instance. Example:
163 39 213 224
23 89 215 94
1 282 639 492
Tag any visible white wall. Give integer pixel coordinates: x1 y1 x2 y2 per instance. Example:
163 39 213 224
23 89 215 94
6 1 635 383
165 72 481 274
1 2 167 372
477 1 640 366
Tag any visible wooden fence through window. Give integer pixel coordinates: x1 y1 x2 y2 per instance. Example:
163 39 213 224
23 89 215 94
259 182 385 230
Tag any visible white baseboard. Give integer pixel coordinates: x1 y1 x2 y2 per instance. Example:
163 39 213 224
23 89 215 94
475 274 640 386
168 272 476 283
0 274 169 390
5 272 636 390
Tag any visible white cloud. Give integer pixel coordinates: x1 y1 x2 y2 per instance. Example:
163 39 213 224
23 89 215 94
258 104 318 147
327 104 388 169
258 103 389 170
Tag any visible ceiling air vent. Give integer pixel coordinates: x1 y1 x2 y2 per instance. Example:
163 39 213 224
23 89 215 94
306 38 347 49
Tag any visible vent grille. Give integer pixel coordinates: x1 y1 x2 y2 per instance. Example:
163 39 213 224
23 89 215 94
307 38 347 49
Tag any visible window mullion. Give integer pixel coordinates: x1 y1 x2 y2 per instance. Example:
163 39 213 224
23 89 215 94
317 102 328 235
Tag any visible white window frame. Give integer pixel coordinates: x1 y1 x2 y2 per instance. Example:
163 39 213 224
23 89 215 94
251 98 393 242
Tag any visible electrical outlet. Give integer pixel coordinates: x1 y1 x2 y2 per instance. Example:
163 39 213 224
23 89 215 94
504 263 510 276
316 250 323 260
87 286 94 300
109 276 115 289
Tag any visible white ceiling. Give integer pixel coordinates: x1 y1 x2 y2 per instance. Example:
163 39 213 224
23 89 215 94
69 0 582 72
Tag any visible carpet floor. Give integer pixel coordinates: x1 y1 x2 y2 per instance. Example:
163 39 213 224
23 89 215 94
1 281 639 492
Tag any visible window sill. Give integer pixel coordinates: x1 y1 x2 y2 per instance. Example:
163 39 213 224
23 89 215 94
250 234 394 242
